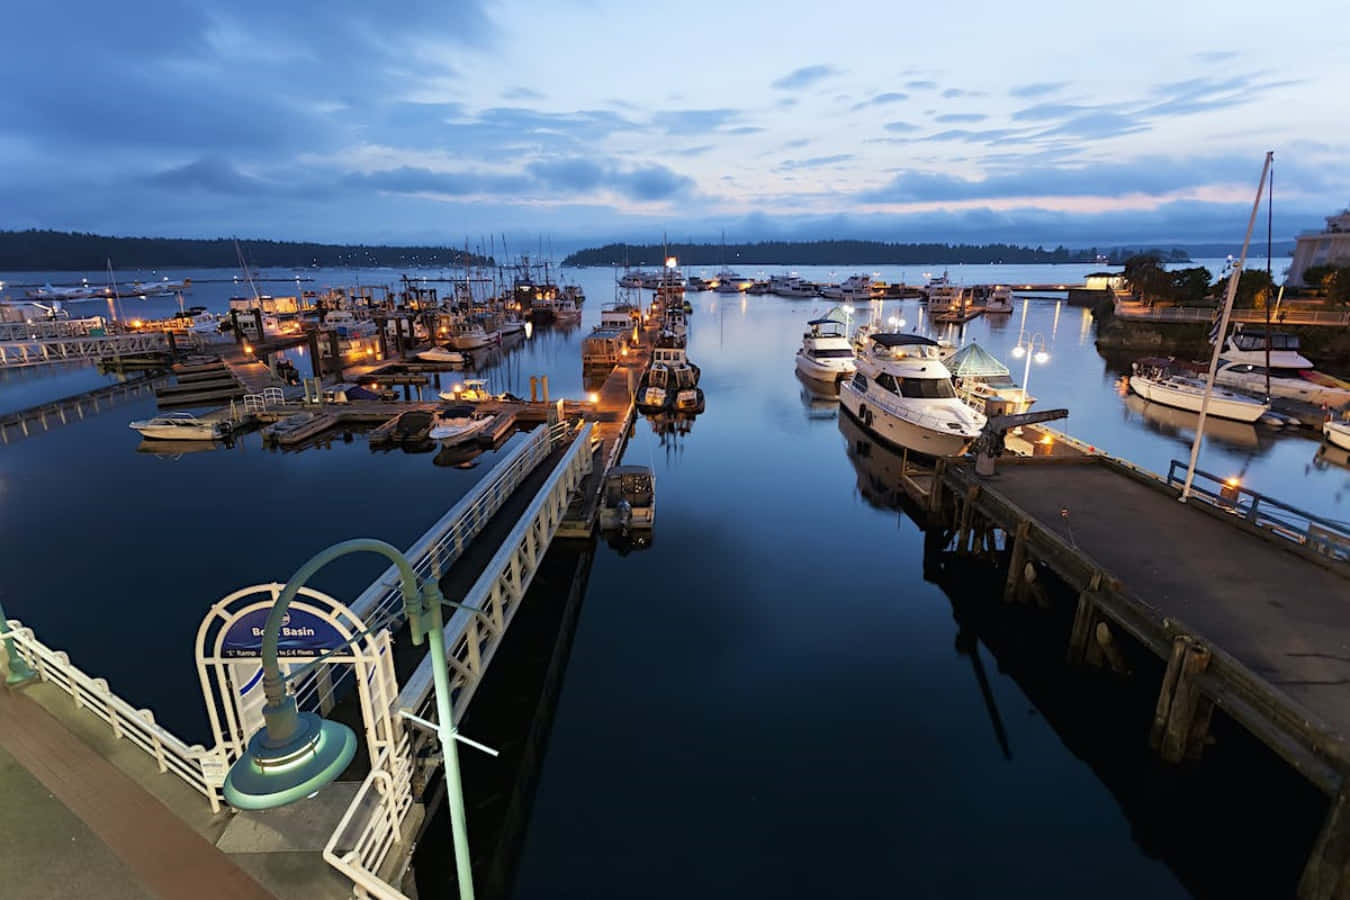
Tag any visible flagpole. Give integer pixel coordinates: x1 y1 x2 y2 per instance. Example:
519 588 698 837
1180 151 1272 503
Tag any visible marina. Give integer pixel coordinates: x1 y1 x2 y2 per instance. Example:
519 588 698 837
3 259 1350 900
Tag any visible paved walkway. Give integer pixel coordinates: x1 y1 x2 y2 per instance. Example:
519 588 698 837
0 687 273 900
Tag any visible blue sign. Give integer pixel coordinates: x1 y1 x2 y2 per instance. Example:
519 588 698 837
221 606 348 659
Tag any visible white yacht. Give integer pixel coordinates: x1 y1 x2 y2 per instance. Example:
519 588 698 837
1325 419 1350 451
416 346 466 365
981 285 1014 314
129 412 230 441
924 273 959 309
1215 327 1350 407
839 333 986 456
429 405 493 445
322 310 377 338
779 278 819 299
713 268 747 293
820 274 872 303
446 316 499 350
554 297 582 321
1129 358 1270 423
795 313 857 382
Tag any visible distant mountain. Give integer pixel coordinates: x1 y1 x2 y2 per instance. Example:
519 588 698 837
562 240 1193 267
0 230 494 271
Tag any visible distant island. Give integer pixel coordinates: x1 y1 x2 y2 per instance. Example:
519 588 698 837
562 241 1192 268
0 230 494 271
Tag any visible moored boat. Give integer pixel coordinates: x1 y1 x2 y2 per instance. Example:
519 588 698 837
1129 358 1270 423
129 412 230 441
795 309 856 382
1326 419 1350 451
1215 326 1350 408
599 465 655 533
416 346 466 365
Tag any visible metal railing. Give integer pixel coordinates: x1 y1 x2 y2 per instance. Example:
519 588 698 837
0 617 225 812
323 736 417 900
0 332 171 368
395 421 594 726
1165 460 1350 562
1114 302 1350 326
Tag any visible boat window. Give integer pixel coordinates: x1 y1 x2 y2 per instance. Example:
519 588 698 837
812 348 855 359
899 377 957 399
875 373 900 394
851 373 868 392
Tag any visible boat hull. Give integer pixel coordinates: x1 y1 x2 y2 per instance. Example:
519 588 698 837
1216 369 1350 408
1129 375 1268 423
1326 421 1350 451
838 382 973 457
795 351 854 382
447 333 495 350
130 423 222 441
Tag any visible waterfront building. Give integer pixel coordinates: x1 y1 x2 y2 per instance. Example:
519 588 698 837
1287 207 1350 285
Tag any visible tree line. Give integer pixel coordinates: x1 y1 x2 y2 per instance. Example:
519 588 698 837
562 240 1192 268
0 230 494 271
1120 254 1293 308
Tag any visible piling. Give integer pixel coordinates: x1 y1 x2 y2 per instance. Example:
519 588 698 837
541 375 550 404
530 377 538 402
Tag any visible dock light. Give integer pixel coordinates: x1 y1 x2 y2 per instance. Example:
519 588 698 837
887 315 905 328
223 701 357 811
243 342 254 355
131 319 143 328
588 392 600 404
1034 349 1049 364
665 256 678 269
1011 344 1026 359
1220 476 1242 503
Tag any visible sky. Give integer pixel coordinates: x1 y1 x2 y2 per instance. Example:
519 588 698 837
3 0 1348 249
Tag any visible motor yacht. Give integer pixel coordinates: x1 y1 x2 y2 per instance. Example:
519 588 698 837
416 346 466 365
1215 327 1350 407
795 312 856 382
599 465 655 533
429 405 494 445
1129 358 1270 422
129 412 230 441
820 274 872 303
446 315 499 350
1325 419 1350 451
839 333 986 456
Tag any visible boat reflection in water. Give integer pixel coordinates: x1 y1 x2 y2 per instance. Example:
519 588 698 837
1313 441 1350 473
838 408 916 511
433 441 484 469
796 369 840 420
1121 392 1263 450
135 438 228 458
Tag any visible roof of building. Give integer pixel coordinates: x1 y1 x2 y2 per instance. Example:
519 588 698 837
946 342 1010 378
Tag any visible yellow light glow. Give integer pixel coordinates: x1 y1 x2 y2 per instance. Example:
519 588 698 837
453 383 463 393
588 392 599 403
243 342 254 355
1224 477 1240 488
130 319 143 328
665 256 678 268
1039 435 1054 445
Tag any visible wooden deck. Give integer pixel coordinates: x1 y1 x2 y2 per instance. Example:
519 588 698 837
931 454 1350 899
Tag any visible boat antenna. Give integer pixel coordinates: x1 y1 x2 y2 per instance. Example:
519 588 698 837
1180 151 1272 504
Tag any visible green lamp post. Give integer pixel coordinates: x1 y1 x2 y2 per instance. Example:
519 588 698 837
0 598 37 686
223 538 480 900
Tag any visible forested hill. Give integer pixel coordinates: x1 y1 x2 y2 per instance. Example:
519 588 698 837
562 240 1191 267
0 230 494 271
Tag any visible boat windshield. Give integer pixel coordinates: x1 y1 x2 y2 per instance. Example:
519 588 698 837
899 377 957 399
811 348 854 358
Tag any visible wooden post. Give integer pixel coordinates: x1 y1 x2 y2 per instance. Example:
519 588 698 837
929 459 945 516
1299 789 1350 900
1151 639 1212 763
530 376 538 402
542 375 550 404
1067 590 1097 664
1003 520 1029 603
251 308 264 341
955 484 979 555
1094 621 1129 674
307 330 322 380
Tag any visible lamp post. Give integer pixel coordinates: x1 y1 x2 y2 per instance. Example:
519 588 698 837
1010 332 1050 409
0 598 37 686
223 538 482 900
842 304 856 336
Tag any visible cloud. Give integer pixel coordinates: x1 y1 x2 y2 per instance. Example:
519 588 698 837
884 121 920 133
941 88 984 99
652 108 741 134
1009 81 1069 98
776 154 854 171
502 86 544 101
781 138 812 149
918 128 1026 144
1034 112 1149 140
934 113 987 123
1013 102 1093 121
144 158 272 195
771 64 842 90
723 126 765 136
1193 51 1239 63
673 145 715 157
905 80 938 90
851 91 908 111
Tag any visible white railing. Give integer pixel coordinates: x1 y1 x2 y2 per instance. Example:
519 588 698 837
1 618 225 812
395 421 594 726
1114 302 1350 326
0 332 171 368
323 736 417 900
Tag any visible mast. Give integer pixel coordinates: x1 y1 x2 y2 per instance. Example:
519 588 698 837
1180 151 1273 503
106 258 123 323
1265 156 1274 401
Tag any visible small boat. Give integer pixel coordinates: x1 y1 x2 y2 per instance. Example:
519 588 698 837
637 364 672 412
438 378 493 402
129 412 230 441
795 310 857 383
979 285 1014 314
674 386 705 413
946 343 1032 415
554 297 582 321
686 276 711 292
388 410 436 446
416 346 466 365
1326 419 1350 451
839 333 987 456
446 316 499 350
599 465 655 532
713 267 747 293
1129 358 1270 423
429 405 494 445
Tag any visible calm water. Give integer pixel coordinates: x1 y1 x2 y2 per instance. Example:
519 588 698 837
2 262 1342 896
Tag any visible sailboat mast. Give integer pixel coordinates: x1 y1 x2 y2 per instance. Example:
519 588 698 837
1180 151 1273 503
1265 156 1274 401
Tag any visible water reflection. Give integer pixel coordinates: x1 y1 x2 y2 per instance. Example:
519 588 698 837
795 370 839 420
1121 393 1265 450
1314 442 1350 473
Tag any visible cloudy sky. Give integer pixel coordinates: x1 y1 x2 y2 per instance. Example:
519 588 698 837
4 0 1347 248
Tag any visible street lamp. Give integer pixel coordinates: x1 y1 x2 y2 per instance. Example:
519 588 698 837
223 538 484 900
1010 332 1050 406
887 314 906 330
842 303 856 335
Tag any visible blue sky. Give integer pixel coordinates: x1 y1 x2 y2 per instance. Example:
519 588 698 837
3 0 1347 248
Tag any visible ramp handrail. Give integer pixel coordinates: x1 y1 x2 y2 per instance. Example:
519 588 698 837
323 735 416 900
1 618 224 812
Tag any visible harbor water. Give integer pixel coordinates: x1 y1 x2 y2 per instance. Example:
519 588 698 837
2 262 1344 897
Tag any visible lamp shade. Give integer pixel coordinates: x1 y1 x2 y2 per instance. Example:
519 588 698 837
223 712 357 810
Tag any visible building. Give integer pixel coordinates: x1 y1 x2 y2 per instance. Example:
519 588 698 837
1288 207 1350 286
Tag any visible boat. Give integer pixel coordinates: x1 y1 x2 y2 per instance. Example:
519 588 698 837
945 342 1033 415
839 333 987 456
429 405 494 445
261 412 325 446
1128 358 1270 423
416 346 466 365
978 285 1014 314
686 276 711 292
554 297 582 321
598 465 655 532
653 345 699 388
779 278 819 299
446 315 499 350
1215 326 1350 407
637 363 672 412
1326 419 1350 451
599 305 639 331
795 309 857 383
129 412 230 441
820 274 872 303
438 378 493 402
713 267 747 293
618 270 646 289
1123 393 1260 449
321 309 377 338
498 314 527 337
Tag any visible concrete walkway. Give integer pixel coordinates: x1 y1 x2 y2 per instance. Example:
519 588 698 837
0 686 273 900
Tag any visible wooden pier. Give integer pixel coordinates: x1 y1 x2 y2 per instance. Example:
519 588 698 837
908 450 1350 899
0 373 170 444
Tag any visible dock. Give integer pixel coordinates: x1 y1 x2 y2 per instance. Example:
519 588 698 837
899 448 1350 899
0 373 169 444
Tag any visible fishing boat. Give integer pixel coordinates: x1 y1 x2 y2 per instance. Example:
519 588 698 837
445 315 498 350
1128 358 1270 423
416 346 466 365
1326 419 1350 451
795 309 856 382
653 345 700 388
129 412 230 441
554 297 582 322
599 465 655 532
1215 326 1350 407
438 378 493 402
839 333 986 456
637 363 672 412
429 405 494 445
